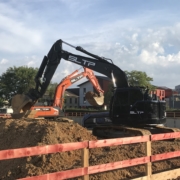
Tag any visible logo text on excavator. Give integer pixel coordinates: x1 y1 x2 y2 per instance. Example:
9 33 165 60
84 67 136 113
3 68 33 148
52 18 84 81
82 59 95 66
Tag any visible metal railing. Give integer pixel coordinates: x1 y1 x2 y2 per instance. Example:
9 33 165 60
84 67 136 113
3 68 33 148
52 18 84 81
166 112 180 118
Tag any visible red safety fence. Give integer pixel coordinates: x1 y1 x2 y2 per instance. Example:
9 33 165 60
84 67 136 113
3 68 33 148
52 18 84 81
0 133 180 180
64 111 180 118
2 111 180 119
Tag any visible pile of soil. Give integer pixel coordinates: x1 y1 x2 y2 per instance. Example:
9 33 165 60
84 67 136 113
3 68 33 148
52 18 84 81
0 118 180 180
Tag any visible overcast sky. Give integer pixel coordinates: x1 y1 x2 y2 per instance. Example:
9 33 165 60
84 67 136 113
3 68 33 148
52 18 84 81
0 0 180 89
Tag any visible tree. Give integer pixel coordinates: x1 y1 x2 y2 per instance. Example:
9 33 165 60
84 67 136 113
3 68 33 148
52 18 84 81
0 98 4 108
125 70 154 90
47 82 58 99
0 66 38 105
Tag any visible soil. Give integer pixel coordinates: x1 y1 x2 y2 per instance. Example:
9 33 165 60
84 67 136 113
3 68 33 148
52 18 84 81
0 117 180 180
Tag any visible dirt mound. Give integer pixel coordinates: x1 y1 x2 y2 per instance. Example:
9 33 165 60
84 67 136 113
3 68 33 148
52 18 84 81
0 118 180 180
0 118 96 180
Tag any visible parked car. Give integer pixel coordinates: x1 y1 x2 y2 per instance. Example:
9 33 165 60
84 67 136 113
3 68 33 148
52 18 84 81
82 112 112 129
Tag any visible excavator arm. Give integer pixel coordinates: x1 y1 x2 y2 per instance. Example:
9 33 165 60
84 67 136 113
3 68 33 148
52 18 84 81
11 39 128 117
53 67 104 109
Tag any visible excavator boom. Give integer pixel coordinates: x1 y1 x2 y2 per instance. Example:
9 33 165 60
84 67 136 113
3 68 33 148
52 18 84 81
53 67 104 109
11 39 123 118
11 66 104 118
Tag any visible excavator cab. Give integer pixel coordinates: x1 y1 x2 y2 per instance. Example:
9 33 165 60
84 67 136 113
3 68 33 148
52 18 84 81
109 87 166 126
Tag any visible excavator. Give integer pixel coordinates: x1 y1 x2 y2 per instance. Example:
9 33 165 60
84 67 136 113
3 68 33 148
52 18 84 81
11 39 180 138
28 67 104 119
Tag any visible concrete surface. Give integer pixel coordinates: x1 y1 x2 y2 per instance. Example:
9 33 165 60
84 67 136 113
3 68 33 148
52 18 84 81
165 118 180 128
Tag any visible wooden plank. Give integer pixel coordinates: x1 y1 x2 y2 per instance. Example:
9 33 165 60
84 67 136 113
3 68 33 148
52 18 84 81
131 176 148 180
89 135 149 148
145 141 151 180
151 167 180 180
88 156 150 174
18 157 150 180
0 141 88 161
17 167 87 180
151 150 180 162
151 132 180 141
17 161 180 180
82 145 89 180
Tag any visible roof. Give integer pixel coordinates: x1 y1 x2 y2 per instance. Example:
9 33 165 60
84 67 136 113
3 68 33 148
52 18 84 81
154 86 172 90
77 80 90 86
78 75 112 87
66 88 79 96
65 90 79 97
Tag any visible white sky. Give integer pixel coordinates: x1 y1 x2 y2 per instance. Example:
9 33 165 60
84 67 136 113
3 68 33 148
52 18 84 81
0 0 180 89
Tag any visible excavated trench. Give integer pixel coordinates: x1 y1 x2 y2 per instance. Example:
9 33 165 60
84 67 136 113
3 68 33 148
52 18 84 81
0 117 180 180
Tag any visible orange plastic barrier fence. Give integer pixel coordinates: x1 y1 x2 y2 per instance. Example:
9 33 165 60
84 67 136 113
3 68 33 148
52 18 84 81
0 132 180 180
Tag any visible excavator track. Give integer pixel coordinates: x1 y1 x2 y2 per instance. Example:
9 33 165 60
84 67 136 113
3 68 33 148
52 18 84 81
93 126 151 139
92 125 180 140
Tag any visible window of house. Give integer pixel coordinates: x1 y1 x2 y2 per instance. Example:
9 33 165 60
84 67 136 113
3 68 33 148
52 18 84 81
70 98 72 103
83 97 86 104
83 88 86 95
75 98 77 104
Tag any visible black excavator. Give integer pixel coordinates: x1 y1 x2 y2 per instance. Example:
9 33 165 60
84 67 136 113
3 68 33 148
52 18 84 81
11 39 179 138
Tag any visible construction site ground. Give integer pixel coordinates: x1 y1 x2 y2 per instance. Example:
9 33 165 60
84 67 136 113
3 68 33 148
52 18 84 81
0 118 180 180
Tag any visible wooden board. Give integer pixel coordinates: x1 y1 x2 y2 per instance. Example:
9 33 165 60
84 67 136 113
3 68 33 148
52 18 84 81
151 150 180 162
18 167 86 180
0 141 88 160
89 135 149 148
151 132 180 141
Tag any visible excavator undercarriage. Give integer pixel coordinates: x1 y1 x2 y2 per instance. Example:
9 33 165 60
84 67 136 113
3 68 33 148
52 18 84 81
92 125 180 139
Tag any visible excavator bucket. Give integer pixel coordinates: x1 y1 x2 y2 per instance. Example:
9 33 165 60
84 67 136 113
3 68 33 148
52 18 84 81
11 94 37 119
85 91 104 106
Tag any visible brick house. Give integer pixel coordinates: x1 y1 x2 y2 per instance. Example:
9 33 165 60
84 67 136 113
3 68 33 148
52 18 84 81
156 86 179 109
155 86 178 98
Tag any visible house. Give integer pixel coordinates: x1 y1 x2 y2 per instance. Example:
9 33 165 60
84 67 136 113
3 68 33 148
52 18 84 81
155 86 178 98
155 86 179 109
64 90 79 109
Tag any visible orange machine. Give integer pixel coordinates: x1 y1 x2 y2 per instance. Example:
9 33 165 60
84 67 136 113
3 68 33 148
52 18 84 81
30 67 104 118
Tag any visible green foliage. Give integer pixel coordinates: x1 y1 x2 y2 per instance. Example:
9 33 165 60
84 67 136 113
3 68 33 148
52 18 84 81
125 70 154 90
47 82 58 99
0 98 4 108
0 66 38 104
